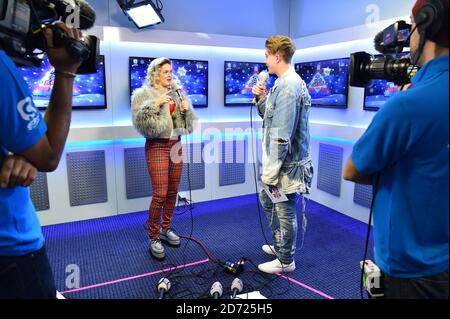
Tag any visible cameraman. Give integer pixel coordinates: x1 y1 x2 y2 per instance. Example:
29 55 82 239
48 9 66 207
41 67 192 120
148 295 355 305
0 23 82 299
344 0 448 299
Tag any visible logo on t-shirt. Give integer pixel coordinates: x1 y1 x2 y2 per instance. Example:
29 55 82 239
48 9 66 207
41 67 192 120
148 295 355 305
17 97 40 131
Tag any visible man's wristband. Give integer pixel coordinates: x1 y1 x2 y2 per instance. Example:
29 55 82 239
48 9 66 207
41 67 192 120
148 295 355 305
55 70 76 79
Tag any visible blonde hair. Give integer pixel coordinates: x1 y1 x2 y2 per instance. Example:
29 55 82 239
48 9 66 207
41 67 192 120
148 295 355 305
265 36 296 64
145 57 171 88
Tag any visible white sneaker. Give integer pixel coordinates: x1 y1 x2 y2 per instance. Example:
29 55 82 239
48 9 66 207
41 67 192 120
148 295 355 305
262 245 277 256
258 259 295 274
149 238 165 260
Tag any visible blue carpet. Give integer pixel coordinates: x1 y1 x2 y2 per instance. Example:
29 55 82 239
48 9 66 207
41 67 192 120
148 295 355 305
42 194 373 299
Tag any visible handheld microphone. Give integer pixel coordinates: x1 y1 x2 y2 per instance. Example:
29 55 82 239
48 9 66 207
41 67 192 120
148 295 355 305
230 278 243 299
252 71 269 104
157 277 171 299
171 79 184 102
171 79 186 118
210 281 223 299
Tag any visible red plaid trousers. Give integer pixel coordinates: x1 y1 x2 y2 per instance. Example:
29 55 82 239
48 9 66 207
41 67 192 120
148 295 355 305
145 138 183 238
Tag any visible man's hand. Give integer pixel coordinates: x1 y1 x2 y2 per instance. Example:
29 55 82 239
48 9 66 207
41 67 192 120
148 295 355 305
343 156 373 185
44 22 83 74
0 154 38 188
252 83 266 100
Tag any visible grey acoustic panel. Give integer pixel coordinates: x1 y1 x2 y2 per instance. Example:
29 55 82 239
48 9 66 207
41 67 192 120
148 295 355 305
30 172 49 211
179 143 205 191
317 143 343 197
353 183 373 208
219 139 246 186
66 150 108 207
124 147 152 199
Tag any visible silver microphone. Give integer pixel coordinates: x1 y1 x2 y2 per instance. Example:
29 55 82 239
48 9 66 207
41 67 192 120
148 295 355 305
210 281 223 299
231 278 243 299
171 79 186 116
171 79 184 102
157 277 171 299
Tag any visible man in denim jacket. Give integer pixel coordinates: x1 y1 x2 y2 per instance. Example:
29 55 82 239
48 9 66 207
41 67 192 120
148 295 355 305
253 36 313 274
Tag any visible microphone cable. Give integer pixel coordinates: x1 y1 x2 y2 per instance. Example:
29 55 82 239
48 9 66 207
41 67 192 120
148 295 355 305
158 99 198 282
359 173 379 299
250 98 274 256
142 93 197 286
249 90 292 295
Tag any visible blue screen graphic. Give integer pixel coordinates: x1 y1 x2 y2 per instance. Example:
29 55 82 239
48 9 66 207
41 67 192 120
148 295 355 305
129 57 208 108
18 55 107 110
224 61 277 106
364 52 411 111
295 58 349 108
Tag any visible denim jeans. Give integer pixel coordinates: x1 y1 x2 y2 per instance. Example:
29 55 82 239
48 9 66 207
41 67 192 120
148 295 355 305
0 245 56 299
382 269 449 299
259 190 298 264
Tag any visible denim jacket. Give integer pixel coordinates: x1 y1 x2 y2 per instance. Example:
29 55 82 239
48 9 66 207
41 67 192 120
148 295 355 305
256 66 313 194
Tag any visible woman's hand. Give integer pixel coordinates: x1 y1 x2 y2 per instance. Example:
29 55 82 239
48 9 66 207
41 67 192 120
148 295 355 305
155 92 173 108
179 100 190 113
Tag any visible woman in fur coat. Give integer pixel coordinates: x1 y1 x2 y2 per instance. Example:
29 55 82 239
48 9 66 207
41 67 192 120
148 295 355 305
131 57 197 260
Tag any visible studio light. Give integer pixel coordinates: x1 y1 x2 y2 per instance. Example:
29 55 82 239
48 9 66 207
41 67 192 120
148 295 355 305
117 0 165 29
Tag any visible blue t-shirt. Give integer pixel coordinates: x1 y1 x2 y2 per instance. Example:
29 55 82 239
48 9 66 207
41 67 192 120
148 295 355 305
0 50 47 256
352 55 449 278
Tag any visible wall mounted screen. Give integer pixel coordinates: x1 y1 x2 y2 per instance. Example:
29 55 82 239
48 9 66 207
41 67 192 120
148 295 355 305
18 55 107 110
129 56 208 108
224 61 277 106
295 58 350 108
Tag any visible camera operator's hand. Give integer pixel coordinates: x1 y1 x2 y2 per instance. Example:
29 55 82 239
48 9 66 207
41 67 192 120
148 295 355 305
0 154 38 188
44 22 83 73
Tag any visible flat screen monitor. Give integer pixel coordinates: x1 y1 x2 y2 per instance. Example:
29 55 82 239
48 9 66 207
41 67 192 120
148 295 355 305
224 61 277 106
363 52 411 111
18 55 107 110
129 57 208 108
295 58 350 108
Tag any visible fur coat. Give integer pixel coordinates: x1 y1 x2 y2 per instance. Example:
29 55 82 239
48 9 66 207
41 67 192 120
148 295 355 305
131 85 197 139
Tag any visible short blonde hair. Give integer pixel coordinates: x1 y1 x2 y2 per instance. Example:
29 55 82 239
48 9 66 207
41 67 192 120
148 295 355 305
265 36 296 64
145 57 171 88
